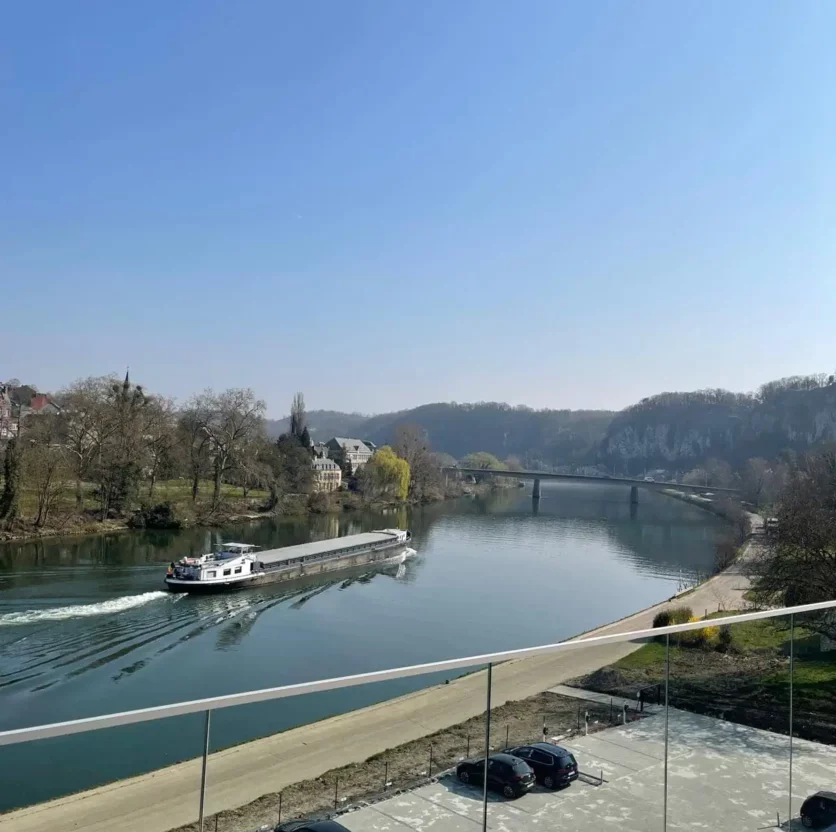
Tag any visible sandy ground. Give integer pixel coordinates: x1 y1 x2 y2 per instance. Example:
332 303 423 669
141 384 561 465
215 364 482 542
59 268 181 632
0 531 760 832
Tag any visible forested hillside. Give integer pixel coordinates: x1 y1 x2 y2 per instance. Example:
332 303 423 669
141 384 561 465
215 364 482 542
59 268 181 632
600 375 836 472
267 374 836 472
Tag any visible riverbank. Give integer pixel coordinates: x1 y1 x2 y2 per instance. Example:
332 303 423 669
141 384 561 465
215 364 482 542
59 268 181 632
0 527 757 832
0 481 481 545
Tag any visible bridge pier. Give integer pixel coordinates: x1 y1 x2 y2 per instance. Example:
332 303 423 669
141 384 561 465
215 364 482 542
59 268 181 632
533 478 541 500
630 485 639 505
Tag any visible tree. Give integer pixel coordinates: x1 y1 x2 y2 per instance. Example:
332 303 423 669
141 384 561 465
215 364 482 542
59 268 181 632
749 448 836 635
21 413 71 526
431 451 458 468
58 376 113 509
741 458 770 508
201 389 267 509
289 392 306 439
144 397 177 500
179 394 214 502
261 434 314 508
704 458 733 489
0 436 21 527
94 372 150 518
300 425 312 449
460 451 508 470
394 424 441 500
358 446 409 501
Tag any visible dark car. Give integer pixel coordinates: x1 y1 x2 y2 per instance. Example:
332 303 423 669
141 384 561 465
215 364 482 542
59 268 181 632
801 792 836 829
507 742 578 789
456 752 535 799
275 821 351 832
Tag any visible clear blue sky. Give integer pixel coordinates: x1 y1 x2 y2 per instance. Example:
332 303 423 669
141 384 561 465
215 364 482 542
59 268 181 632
2 1 834 417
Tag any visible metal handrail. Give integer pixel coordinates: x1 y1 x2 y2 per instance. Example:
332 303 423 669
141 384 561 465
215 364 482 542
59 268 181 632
1 599 833 747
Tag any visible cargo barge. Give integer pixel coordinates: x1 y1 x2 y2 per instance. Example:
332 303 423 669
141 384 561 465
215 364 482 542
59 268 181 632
164 529 413 593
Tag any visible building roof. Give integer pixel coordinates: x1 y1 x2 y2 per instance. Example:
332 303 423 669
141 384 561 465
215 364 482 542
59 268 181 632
327 437 373 453
312 457 340 471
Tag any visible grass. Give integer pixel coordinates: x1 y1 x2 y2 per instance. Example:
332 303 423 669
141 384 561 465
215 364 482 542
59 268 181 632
0 477 271 535
591 610 836 743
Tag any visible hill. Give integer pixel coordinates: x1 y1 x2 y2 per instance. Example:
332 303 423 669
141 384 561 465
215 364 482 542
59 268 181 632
267 403 615 466
265 410 369 440
600 375 836 472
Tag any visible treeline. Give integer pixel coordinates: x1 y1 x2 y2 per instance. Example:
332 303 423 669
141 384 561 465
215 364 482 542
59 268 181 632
0 375 312 529
0 377 454 533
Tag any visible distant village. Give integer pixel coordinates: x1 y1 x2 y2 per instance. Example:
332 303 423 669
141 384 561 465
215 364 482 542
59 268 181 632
309 437 376 493
0 382 61 440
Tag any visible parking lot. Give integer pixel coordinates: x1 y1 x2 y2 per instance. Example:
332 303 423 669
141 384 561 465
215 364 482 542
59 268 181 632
336 706 836 832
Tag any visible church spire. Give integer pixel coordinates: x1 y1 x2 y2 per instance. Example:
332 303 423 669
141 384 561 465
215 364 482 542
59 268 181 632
123 366 130 391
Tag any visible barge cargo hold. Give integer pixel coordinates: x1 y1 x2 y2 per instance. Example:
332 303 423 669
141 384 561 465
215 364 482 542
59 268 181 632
164 529 413 593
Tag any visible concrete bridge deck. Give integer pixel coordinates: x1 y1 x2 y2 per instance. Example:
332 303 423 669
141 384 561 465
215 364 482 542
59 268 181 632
443 468 739 502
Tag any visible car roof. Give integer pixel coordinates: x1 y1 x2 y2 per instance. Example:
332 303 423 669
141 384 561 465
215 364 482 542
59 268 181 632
811 791 836 801
530 742 572 754
492 752 524 764
276 821 349 832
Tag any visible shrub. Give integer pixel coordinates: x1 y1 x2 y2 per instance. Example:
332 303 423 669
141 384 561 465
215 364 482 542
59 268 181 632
717 624 733 652
679 616 720 648
653 610 672 629
307 492 331 513
128 502 183 529
669 606 693 625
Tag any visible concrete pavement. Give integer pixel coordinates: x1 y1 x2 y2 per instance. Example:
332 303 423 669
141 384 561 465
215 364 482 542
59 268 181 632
340 705 830 832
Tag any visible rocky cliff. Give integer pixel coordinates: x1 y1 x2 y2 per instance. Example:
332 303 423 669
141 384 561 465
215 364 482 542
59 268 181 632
601 380 836 471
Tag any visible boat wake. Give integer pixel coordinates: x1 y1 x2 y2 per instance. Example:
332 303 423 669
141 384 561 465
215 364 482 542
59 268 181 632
0 591 170 626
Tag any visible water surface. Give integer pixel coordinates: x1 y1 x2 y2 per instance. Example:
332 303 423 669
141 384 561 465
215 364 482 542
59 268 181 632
0 483 725 810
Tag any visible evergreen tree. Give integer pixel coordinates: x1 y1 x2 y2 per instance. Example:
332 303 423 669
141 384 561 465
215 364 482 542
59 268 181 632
0 437 21 527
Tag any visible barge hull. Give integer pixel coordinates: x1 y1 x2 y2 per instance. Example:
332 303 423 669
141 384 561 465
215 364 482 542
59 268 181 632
165 543 409 594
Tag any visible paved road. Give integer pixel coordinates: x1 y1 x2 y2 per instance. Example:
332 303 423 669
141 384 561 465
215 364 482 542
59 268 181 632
0 536 759 832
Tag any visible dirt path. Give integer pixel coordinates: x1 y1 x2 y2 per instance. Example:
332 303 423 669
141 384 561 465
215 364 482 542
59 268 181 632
0 534 761 832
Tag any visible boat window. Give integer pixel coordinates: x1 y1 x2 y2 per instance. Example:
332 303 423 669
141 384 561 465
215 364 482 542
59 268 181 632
234 567 242 574
207 571 216 578
223 568 231 576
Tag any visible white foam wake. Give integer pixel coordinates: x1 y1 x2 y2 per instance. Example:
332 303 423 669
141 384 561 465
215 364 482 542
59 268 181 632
0 591 169 626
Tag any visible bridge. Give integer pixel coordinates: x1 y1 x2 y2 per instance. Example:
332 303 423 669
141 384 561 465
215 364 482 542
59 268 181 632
442 467 740 503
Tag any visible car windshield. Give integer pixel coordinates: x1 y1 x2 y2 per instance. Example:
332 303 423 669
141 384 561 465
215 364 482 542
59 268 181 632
512 760 530 773
559 754 576 766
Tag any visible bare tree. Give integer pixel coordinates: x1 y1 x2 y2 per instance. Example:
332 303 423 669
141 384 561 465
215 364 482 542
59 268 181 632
144 397 177 500
58 376 114 509
22 413 71 526
394 424 441 500
179 394 214 502
201 389 266 509
741 457 770 508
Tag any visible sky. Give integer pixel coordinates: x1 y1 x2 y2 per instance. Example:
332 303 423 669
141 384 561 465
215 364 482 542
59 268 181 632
2 1 834 418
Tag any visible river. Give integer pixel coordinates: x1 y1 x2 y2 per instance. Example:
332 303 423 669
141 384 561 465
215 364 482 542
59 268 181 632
0 482 725 811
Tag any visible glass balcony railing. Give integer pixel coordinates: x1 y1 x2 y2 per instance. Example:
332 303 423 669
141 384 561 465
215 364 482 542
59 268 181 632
1 600 834 832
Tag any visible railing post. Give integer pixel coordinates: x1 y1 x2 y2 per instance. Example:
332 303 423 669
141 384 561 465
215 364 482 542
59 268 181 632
198 710 211 832
482 662 492 832
789 613 795 827
663 634 670 832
